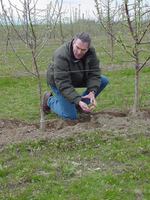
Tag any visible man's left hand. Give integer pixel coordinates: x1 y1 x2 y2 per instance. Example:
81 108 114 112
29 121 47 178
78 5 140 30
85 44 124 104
82 91 97 110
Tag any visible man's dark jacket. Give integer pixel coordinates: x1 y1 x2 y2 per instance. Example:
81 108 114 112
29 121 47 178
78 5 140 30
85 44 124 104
47 40 101 105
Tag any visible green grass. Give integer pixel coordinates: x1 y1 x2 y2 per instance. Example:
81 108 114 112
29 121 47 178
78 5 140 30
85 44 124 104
0 75 149 199
0 131 149 199
0 32 150 199
0 77 42 121
0 67 149 199
0 40 60 76
0 67 149 122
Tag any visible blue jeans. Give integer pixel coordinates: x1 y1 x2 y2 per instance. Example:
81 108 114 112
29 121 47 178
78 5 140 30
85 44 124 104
47 75 109 120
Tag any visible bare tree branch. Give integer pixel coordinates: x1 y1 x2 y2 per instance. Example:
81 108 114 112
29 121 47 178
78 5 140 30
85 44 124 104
138 55 150 72
9 39 37 77
124 0 136 41
138 21 150 44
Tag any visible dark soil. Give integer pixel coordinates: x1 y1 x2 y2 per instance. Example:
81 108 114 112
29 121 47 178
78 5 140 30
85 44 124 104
0 109 150 149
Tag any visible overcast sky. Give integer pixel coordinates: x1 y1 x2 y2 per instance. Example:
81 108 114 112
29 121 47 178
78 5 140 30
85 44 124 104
1 0 96 18
63 0 95 12
38 0 96 12
1 0 125 20
35 0 96 18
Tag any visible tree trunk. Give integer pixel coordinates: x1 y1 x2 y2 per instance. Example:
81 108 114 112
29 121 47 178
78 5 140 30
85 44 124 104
133 60 140 113
37 78 46 131
32 50 46 131
40 104 46 131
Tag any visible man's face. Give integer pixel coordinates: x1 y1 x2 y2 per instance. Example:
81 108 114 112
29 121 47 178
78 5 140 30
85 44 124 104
72 38 89 59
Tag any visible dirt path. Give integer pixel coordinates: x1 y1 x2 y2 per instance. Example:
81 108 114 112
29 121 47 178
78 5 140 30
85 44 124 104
0 109 150 149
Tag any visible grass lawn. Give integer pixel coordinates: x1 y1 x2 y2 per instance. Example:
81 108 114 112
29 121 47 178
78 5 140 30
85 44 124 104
0 19 150 199
0 130 150 199
0 57 150 199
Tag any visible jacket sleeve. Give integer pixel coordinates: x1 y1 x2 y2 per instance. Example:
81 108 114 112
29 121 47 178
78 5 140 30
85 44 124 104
86 48 101 94
53 53 81 105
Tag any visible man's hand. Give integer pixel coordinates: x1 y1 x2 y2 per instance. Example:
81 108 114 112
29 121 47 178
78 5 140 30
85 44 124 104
78 100 91 113
82 91 97 109
79 91 97 112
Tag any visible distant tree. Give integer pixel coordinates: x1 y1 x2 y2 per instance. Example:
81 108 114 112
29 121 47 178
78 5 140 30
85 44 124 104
0 0 62 130
94 0 118 62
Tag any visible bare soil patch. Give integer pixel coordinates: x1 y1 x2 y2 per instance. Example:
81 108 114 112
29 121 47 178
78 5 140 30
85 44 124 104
0 109 150 149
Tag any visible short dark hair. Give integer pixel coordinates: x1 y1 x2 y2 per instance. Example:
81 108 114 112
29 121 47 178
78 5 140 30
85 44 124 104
74 32 91 46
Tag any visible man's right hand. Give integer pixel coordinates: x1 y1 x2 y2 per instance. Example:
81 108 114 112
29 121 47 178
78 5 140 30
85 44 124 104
78 100 91 113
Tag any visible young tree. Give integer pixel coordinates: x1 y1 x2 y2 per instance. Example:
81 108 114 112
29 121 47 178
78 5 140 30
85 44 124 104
124 0 150 113
95 0 150 113
0 0 63 130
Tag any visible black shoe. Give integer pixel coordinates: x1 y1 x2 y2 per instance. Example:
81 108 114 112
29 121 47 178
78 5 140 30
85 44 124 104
42 91 52 114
